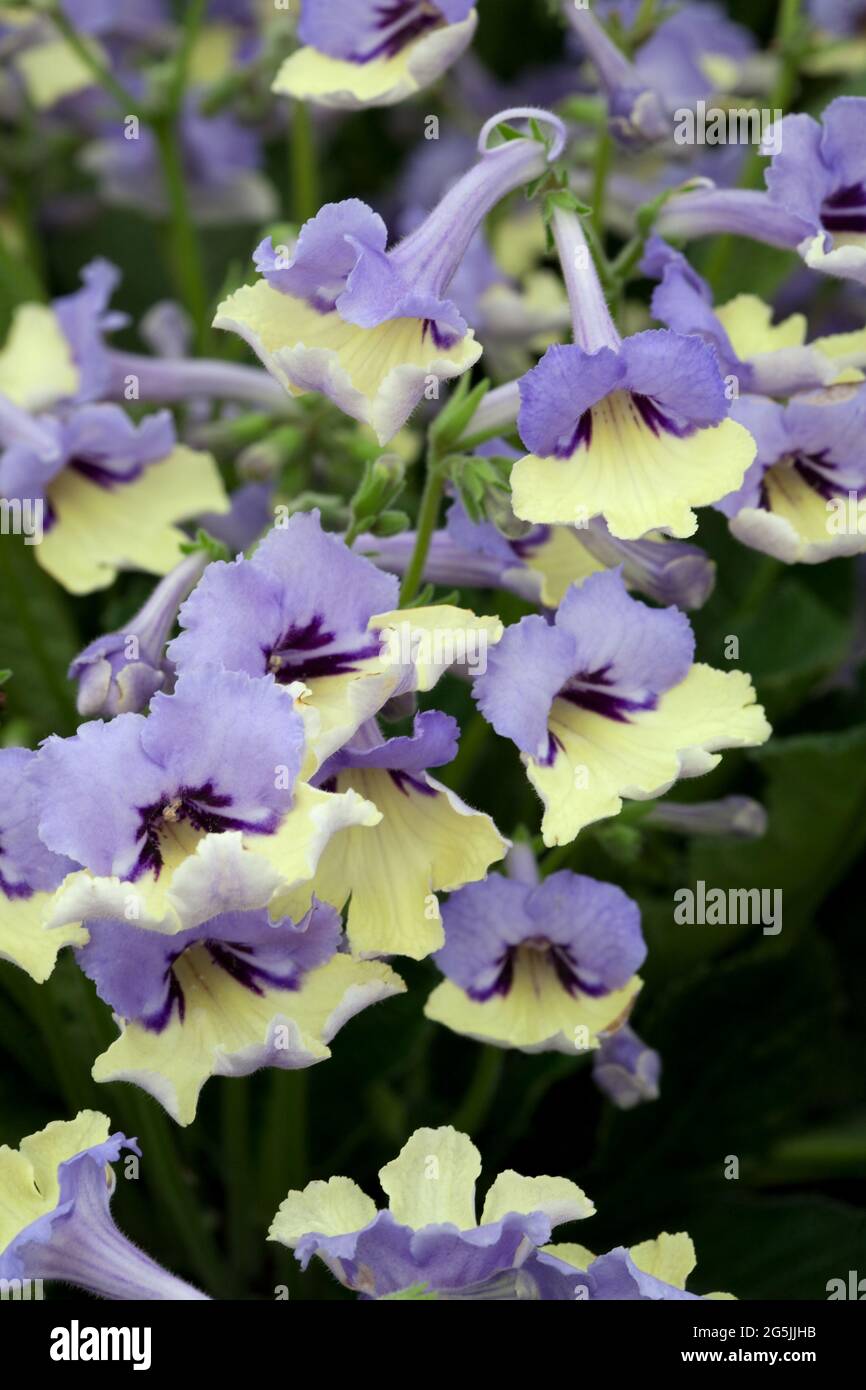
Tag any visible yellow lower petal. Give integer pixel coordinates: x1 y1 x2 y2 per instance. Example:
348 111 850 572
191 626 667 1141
730 460 866 564
214 280 481 445
270 1176 378 1247
378 1126 481 1230
370 605 504 690
511 392 756 539
314 768 507 959
93 951 404 1126
0 888 87 983
524 526 607 607
630 1232 696 1288
527 664 770 846
14 36 106 109
715 294 806 358
39 445 229 595
425 954 641 1052
0 1111 110 1251
0 303 79 410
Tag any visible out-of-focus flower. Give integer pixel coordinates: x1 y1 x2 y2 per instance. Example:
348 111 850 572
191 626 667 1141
270 1125 594 1298
272 0 478 109
644 795 768 839
167 510 502 767
0 397 227 593
718 386 866 563
34 666 381 936
311 710 506 959
76 902 404 1125
474 568 771 846
214 110 565 443
0 748 85 982
591 1023 661 1108
83 94 277 225
510 206 756 540
425 863 644 1052
0 1111 208 1298
656 98 866 289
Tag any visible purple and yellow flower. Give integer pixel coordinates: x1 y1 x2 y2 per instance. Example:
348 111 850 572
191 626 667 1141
530 1231 733 1300
643 236 866 396
0 747 85 983
0 1111 208 1299
656 99 866 289
425 864 644 1051
270 1124 594 1299
76 902 404 1125
168 509 502 768
510 206 756 540
311 711 507 959
213 110 565 443
35 665 381 937
474 568 771 846
272 0 478 110
719 386 866 563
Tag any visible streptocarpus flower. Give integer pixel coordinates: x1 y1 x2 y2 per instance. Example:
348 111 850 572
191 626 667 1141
272 0 478 110
311 711 507 959
529 1231 733 1300
643 236 866 396
69 551 208 718
719 387 866 564
34 665 381 937
0 1112 208 1299
270 1125 594 1299
213 109 566 444
425 865 644 1052
0 259 125 412
564 3 668 146
655 99 866 289
0 748 85 983
510 205 756 540
167 510 502 767
474 568 771 846
591 1024 661 1109
77 903 404 1125
0 398 228 594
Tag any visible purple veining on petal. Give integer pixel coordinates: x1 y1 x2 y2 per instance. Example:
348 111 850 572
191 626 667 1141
558 663 658 723
551 408 593 460
0 853 34 901
821 183 866 234
794 451 866 501
204 939 302 997
466 935 609 1002
67 456 146 489
388 768 438 797
632 393 696 439
264 614 384 683
132 780 278 879
353 1 442 62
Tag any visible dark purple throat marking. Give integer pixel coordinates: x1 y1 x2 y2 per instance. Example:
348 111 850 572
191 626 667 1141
264 613 382 684
133 780 277 879
142 939 302 1032
822 183 866 236
558 663 657 723
351 2 441 63
467 936 609 1003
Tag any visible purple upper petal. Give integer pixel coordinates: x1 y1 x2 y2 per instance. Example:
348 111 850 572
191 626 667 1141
53 258 127 404
76 900 341 1030
316 710 459 782
170 511 398 685
619 331 729 427
0 748 76 899
473 613 577 759
517 344 624 457
298 0 473 64
435 869 645 1000
643 237 739 374
554 568 695 714
763 112 829 226
584 1248 700 1300
254 202 388 312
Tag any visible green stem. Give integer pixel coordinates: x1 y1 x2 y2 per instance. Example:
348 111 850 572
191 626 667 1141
152 119 211 353
399 455 447 604
291 102 319 224
131 1094 230 1297
451 1047 504 1136
47 6 139 111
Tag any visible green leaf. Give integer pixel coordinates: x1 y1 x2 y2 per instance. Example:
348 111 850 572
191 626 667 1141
0 536 79 742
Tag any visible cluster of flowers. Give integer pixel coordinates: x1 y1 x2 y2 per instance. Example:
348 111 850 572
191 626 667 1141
2 0 866 1301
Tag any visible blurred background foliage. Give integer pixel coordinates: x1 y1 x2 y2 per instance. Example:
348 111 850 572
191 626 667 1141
1 0 865 1299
